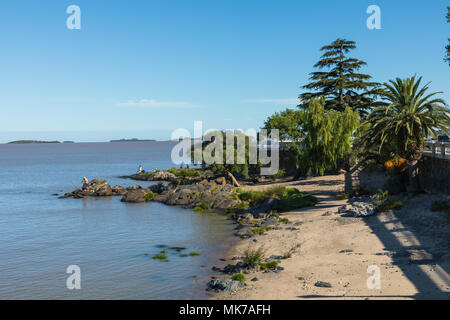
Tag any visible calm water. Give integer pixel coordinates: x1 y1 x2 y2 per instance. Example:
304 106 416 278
0 142 234 299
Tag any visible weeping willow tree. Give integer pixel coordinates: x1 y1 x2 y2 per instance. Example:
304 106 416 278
300 97 360 175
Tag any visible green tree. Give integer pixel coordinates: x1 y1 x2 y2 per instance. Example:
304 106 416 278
195 130 261 179
359 76 450 191
445 7 450 66
300 97 360 175
263 108 303 152
299 38 381 117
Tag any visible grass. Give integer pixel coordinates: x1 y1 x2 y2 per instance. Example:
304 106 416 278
166 167 202 177
243 246 266 268
237 187 317 212
180 254 188 257
374 190 404 212
283 243 301 259
258 260 278 270
143 192 156 202
231 272 246 282
193 201 212 212
278 217 290 224
251 226 272 235
189 252 200 256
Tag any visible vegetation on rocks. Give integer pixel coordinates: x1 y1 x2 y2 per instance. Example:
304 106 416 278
231 272 246 282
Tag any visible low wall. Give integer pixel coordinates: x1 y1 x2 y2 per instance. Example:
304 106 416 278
418 156 450 194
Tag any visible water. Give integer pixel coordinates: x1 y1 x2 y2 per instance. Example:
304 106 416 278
0 142 234 299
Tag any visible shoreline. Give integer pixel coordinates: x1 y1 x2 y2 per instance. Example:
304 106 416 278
58 170 450 299
211 175 450 300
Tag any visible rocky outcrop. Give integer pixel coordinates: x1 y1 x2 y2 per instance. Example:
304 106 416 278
59 179 121 198
125 169 216 185
60 179 167 201
153 180 240 212
207 279 245 292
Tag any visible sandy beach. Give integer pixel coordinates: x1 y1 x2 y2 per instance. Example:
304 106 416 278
212 174 450 300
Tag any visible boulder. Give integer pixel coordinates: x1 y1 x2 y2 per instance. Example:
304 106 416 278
121 189 151 203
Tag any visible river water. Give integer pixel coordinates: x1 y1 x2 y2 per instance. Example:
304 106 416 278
0 141 234 299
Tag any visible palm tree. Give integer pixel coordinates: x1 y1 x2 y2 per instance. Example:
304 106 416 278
361 75 450 191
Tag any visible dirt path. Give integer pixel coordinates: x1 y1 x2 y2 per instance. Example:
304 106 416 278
213 174 450 300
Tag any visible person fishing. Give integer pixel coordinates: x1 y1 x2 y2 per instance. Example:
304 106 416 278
137 165 146 173
81 177 89 191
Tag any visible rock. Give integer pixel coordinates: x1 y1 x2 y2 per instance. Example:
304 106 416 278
126 185 141 190
314 281 332 288
215 177 227 185
260 216 279 227
111 185 126 195
322 211 333 216
251 277 259 282
121 189 151 203
223 262 247 274
234 227 253 238
408 249 434 264
339 198 375 217
207 279 245 292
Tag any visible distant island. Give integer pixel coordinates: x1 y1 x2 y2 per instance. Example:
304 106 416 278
7 140 61 144
110 138 156 142
63 141 75 143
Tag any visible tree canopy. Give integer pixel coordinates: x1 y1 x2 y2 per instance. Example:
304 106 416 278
299 38 381 117
299 97 360 175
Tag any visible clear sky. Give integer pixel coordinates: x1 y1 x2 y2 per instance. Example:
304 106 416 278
0 0 449 142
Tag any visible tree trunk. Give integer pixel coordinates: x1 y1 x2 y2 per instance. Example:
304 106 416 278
226 171 240 187
406 159 420 193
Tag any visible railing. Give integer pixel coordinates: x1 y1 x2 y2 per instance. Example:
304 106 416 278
424 142 450 159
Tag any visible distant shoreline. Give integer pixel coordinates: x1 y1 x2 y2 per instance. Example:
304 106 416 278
7 140 61 144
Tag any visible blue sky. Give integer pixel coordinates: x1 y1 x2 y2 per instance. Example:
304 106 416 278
0 0 449 142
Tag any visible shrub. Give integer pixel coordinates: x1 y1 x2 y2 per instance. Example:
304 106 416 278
374 190 404 212
193 201 212 212
258 260 278 270
237 186 317 212
283 243 301 259
243 246 266 268
271 169 286 179
231 272 246 282
251 226 272 235
166 167 202 177
278 217 290 224
144 192 156 202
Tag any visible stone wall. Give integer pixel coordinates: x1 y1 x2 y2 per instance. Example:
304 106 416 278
418 156 450 194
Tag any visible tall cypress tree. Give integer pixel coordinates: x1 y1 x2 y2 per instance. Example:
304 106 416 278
299 38 381 117
445 7 450 66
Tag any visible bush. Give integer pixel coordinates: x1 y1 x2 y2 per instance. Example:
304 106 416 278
251 226 272 235
278 217 290 224
374 190 404 212
166 167 202 177
243 246 266 268
144 192 156 202
237 186 317 212
271 169 286 179
193 201 212 212
231 272 246 282
258 260 278 270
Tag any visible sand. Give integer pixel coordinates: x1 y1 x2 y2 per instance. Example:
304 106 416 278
212 174 450 300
